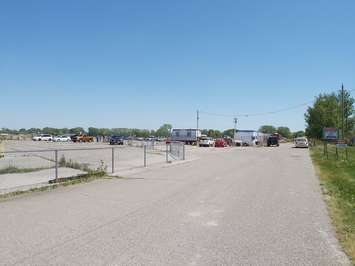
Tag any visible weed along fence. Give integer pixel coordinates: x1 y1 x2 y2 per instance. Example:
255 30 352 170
0 142 185 194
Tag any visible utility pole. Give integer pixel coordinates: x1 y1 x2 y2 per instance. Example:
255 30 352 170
196 110 200 132
233 118 238 144
341 84 345 140
196 110 200 147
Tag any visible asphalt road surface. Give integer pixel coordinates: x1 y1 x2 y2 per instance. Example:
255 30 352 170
0 144 350 265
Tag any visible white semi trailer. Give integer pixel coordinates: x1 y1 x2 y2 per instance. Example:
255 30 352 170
171 129 202 144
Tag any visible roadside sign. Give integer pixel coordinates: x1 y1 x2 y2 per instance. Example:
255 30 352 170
336 140 347 149
323 128 338 141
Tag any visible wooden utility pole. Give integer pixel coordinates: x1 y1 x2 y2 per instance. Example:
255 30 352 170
341 84 345 140
233 118 238 144
196 110 199 132
196 110 200 147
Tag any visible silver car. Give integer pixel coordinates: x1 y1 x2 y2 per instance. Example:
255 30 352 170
295 137 309 148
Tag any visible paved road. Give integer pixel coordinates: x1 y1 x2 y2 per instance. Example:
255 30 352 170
0 145 350 265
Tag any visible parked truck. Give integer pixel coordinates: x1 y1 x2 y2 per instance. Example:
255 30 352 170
171 129 201 145
71 135 94 143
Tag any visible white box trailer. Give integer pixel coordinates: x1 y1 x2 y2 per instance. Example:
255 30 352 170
171 129 201 144
234 130 267 146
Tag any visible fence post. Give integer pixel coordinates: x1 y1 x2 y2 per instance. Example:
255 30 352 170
346 147 349 160
166 143 169 163
183 143 185 160
336 146 339 160
55 150 58 182
112 147 115 173
144 145 147 167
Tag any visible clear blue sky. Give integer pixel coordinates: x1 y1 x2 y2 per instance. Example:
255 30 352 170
1 0 354 132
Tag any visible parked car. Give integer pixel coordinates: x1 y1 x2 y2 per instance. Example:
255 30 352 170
215 138 228 147
267 135 279 147
295 137 309 148
53 135 71 142
199 136 215 147
32 134 53 141
109 136 124 145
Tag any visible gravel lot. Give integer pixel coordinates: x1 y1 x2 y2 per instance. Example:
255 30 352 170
2 140 170 171
0 140 183 193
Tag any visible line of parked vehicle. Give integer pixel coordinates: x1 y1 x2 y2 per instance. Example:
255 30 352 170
31 133 309 149
32 134 94 143
31 134 168 144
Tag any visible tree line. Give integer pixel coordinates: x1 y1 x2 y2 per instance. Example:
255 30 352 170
258 125 305 139
0 124 174 138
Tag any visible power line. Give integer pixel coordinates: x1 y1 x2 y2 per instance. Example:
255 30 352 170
200 101 311 118
200 86 354 119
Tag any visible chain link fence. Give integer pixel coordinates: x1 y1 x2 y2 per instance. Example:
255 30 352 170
0 142 185 194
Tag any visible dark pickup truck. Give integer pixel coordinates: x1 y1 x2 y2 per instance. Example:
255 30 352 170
267 135 279 147
109 136 124 145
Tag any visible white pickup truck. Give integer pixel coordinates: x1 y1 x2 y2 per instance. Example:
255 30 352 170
199 136 215 147
32 134 53 141
53 135 72 142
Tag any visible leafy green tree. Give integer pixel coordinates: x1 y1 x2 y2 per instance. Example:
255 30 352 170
69 127 86 135
293 131 305 138
259 125 277 134
42 127 60 135
156 124 172 137
223 129 235 138
201 129 208 136
305 89 354 139
88 127 100 136
18 128 27 134
207 129 223 139
340 89 355 138
277 127 291 138
305 93 341 139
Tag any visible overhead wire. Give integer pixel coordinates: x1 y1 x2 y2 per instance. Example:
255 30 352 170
200 86 354 118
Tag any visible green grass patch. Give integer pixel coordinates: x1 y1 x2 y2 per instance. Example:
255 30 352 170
310 144 355 263
0 166 52 175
